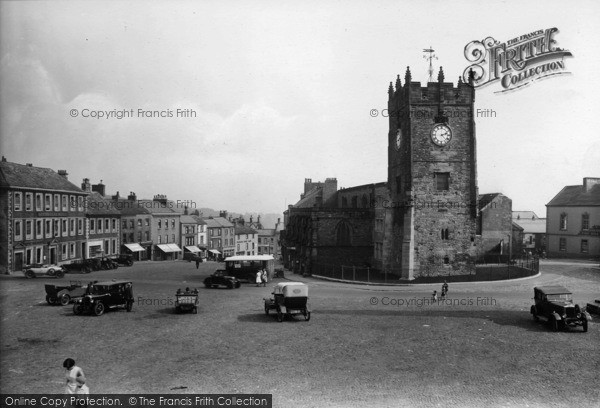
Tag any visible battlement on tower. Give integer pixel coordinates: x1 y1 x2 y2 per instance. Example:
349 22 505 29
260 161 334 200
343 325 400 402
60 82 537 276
388 66 475 106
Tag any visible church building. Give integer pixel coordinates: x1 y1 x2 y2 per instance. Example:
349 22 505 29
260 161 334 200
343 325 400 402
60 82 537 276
282 67 486 280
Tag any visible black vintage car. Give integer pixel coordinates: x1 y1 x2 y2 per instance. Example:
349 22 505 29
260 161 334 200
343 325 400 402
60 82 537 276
204 270 241 289
73 280 134 316
530 286 590 332
62 260 94 274
112 254 134 267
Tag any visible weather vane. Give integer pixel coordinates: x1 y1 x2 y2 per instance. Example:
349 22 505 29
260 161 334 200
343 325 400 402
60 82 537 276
423 46 438 83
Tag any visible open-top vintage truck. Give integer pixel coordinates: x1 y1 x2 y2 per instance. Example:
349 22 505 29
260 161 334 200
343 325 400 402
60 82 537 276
45 281 87 305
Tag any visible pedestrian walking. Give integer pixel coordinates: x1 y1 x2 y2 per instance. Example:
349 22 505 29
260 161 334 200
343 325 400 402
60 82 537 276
195 258 200 269
441 281 448 298
256 270 262 287
63 358 89 395
431 290 438 303
261 269 268 287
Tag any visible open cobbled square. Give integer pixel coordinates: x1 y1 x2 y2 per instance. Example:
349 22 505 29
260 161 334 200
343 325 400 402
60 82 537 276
1 260 598 407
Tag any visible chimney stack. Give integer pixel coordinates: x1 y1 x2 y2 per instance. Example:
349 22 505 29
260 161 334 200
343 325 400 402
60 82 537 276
81 178 92 192
583 177 600 193
92 180 105 196
57 170 69 179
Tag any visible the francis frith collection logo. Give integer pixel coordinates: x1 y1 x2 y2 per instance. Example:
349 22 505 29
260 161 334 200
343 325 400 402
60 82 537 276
463 28 572 93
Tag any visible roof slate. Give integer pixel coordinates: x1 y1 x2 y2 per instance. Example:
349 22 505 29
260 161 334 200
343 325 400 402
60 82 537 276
0 161 85 193
85 192 122 215
546 184 600 206
235 225 258 235
204 217 234 228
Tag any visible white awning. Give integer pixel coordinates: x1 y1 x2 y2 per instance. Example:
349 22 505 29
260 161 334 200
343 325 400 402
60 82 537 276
168 244 182 252
157 244 182 253
209 249 221 254
124 243 145 252
185 246 201 253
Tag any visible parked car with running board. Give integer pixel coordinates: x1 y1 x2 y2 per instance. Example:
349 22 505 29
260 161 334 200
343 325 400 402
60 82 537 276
23 264 64 279
73 280 133 316
530 286 590 332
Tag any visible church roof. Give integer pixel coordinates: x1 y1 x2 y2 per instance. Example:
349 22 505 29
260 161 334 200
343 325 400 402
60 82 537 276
294 186 322 208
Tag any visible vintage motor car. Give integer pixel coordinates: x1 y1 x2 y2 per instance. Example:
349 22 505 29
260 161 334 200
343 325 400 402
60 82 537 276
175 288 199 314
23 264 65 279
45 281 87 305
264 282 310 322
530 286 590 332
112 254 134 267
73 280 134 316
204 270 241 289
62 259 94 274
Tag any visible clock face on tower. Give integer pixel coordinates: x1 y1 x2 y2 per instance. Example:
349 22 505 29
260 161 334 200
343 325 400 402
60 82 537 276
395 129 402 150
431 124 452 146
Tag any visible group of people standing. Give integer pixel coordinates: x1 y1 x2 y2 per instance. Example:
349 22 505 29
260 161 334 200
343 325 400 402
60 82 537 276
256 269 268 287
432 281 449 302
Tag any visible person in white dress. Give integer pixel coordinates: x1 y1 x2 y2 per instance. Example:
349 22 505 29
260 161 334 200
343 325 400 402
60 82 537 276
63 358 89 394
256 270 262 287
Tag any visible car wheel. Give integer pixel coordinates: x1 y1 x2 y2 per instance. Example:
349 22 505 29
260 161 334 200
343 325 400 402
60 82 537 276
204 282 211 288
305 311 311 321
93 302 105 316
84 267 91 273
73 303 83 315
55 270 64 278
235 282 241 289
127 260 133 267
550 316 558 332
126 301 133 312
582 318 588 332
193 306 198 314
25 270 35 279
227 281 234 289
46 295 52 305
60 294 70 306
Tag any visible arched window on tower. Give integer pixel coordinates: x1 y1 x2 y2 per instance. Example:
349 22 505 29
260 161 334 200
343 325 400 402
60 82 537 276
336 221 352 246
441 228 449 240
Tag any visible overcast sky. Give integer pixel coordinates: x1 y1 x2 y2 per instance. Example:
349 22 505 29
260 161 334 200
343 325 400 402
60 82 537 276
2 0 599 216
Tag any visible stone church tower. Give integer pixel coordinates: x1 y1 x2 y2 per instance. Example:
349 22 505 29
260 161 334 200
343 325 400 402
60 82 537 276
385 67 478 280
